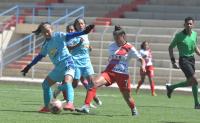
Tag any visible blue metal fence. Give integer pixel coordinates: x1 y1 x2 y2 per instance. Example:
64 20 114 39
0 4 84 77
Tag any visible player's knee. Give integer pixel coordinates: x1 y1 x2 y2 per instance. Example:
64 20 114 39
193 77 198 85
42 79 50 90
188 76 198 86
72 81 78 88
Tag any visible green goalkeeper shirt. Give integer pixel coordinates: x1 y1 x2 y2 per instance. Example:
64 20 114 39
169 30 198 57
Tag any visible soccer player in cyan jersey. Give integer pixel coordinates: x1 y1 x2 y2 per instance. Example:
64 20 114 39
56 24 100 108
21 22 94 113
136 41 157 96
167 17 200 109
76 25 146 116
69 18 102 106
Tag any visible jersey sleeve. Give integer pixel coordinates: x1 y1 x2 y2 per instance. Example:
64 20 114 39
139 49 146 57
195 32 198 43
40 41 48 57
65 31 85 41
130 46 142 59
169 34 178 48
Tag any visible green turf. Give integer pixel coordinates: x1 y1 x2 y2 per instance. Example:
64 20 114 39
0 82 200 123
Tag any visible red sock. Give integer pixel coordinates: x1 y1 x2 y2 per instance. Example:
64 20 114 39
129 98 135 109
85 87 96 105
150 80 155 94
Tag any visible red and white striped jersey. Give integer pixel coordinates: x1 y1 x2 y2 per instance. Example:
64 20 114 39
106 42 142 75
140 49 153 66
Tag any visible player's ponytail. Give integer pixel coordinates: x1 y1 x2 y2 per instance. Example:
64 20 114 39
113 25 125 36
32 22 50 35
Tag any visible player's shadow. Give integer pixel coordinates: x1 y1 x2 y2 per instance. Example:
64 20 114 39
160 121 188 123
139 105 190 110
0 109 38 113
0 109 130 117
73 112 129 117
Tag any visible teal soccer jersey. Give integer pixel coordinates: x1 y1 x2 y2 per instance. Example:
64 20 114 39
40 32 74 67
67 34 94 79
67 34 91 67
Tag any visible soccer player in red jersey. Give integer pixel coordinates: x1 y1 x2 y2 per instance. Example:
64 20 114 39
76 25 146 116
136 41 156 96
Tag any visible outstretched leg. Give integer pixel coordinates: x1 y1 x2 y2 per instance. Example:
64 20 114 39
39 76 55 113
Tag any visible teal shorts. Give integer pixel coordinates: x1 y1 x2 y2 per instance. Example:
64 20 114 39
48 64 75 82
74 64 94 80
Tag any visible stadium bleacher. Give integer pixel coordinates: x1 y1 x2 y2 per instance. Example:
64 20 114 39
1 0 200 86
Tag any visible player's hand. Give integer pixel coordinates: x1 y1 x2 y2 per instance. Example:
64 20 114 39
21 65 31 76
89 45 92 52
84 24 95 34
172 63 179 69
141 66 146 73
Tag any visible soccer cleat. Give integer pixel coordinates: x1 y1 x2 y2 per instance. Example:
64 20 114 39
166 85 173 98
53 87 61 99
89 103 97 108
61 99 67 104
75 105 90 113
152 92 157 96
194 104 200 109
38 107 50 113
93 96 102 106
131 107 138 116
63 102 75 111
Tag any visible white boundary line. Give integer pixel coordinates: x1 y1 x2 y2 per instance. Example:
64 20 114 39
0 76 193 92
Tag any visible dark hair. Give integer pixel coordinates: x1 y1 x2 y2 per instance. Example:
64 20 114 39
113 25 125 36
184 17 194 23
141 41 148 49
32 22 50 35
66 24 74 32
73 17 86 31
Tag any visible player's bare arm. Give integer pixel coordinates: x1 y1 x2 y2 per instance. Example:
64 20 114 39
168 46 179 69
195 46 200 56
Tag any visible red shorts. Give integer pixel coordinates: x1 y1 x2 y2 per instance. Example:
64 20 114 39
140 65 154 78
101 71 131 92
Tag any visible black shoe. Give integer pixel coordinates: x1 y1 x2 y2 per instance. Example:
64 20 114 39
194 104 200 109
131 107 138 116
93 96 102 106
75 105 90 113
166 85 173 98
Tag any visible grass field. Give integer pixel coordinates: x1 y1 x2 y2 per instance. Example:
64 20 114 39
0 82 200 123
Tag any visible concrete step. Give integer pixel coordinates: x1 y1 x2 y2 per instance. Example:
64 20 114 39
94 25 179 35
90 41 176 52
124 11 200 20
4 65 200 85
64 0 132 4
149 0 200 6
137 4 200 14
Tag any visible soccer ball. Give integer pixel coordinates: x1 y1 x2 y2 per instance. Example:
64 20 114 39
48 99 63 114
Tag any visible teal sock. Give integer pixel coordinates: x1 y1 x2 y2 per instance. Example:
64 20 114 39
192 85 199 105
170 81 188 90
42 80 52 107
58 84 66 91
66 83 74 103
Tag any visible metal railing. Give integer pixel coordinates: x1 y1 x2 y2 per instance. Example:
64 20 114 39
0 4 84 77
